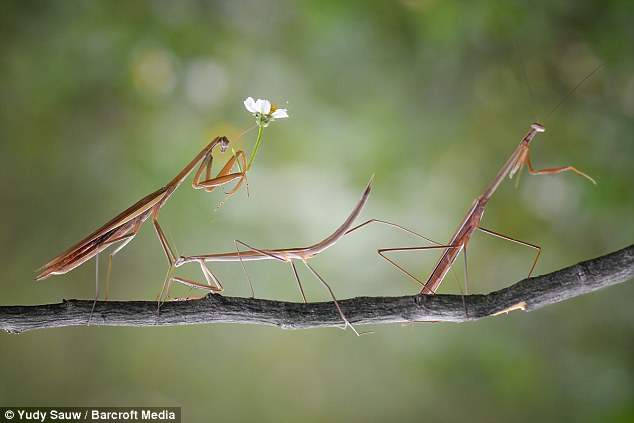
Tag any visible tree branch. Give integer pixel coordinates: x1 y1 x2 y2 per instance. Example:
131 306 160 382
2 245 632 334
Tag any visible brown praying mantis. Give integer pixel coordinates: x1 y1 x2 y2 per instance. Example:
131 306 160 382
373 122 596 297
36 97 288 321
370 65 602 298
170 177 375 335
35 136 249 319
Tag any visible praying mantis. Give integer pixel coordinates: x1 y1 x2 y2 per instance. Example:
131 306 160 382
376 122 596 296
170 177 375 335
371 65 602 297
36 97 287 319
36 136 248 315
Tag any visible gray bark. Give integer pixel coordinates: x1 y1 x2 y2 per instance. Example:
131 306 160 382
1 245 632 334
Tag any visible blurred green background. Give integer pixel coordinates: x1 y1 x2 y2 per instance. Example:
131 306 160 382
1 0 633 421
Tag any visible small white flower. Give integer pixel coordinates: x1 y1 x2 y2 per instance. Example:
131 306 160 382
243 96 288 127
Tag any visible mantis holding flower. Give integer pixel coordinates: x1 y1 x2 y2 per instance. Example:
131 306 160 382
36 96 288 321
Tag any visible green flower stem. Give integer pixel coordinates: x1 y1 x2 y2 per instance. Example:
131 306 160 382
231 147 244 174
246 124 264 171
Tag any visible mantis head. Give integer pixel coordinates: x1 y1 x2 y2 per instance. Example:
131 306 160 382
531 122 546 133
218 136 230 153
522 122 546 148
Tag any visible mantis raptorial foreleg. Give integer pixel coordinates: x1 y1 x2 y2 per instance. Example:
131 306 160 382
524 149 596 184
191 149 250 211
196 172 244 191
191 152 214 193
225 150 249 196
193 150 249 195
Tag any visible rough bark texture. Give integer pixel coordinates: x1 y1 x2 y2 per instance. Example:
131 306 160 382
1 245 632 334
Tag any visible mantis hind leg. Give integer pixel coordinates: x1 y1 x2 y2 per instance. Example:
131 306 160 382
233 238 287 298
164 260 224 306
170 275 222 293
345 218 441 245
302 260 370 336
461 245 469 318
199 260 224 292
477 226 541 279
87 229 140 325
89 251 99 326
377 244 461 292
290 261 307 304
105 220 142 300
344 218 457 292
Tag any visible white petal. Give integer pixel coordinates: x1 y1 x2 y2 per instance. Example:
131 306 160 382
244 97 257 113
256 99 271 114
271 109 288 119
253 99 264 114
